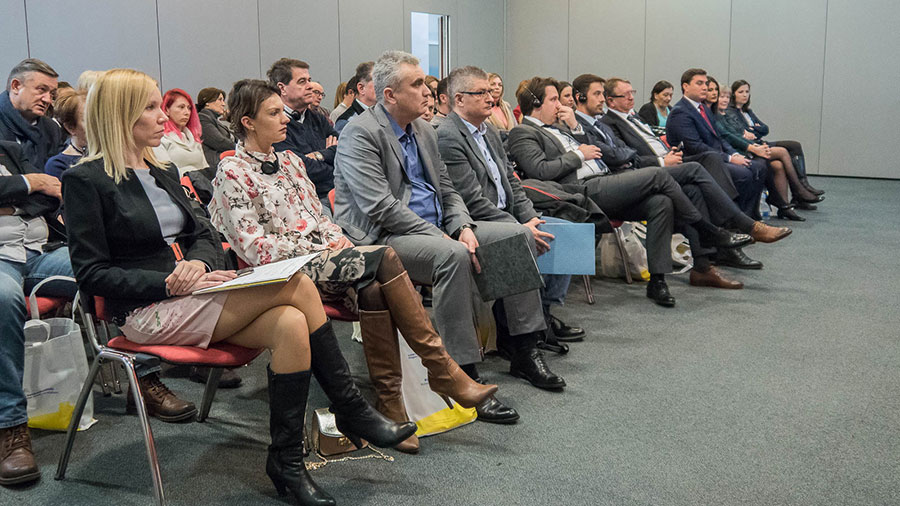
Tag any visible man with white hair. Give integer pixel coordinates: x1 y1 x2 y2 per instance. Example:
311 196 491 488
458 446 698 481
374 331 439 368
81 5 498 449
334 51 567 426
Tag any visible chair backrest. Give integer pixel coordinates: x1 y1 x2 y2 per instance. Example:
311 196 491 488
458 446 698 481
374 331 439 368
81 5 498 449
219 150 235 160
328 188 336 213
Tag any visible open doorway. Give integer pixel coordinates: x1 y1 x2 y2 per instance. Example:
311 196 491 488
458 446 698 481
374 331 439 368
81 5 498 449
410 11 450 78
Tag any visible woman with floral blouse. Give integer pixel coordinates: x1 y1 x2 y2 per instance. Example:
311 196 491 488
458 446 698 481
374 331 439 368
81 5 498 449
209 79 497 454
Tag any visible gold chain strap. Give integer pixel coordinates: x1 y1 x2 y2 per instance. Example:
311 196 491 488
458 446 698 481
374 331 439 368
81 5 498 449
305 446 394 471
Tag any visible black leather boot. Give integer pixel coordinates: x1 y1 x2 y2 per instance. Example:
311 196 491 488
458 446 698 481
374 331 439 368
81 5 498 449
308 320 417 449
266 367 335 506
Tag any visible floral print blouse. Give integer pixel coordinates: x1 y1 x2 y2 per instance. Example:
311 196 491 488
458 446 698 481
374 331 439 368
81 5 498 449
209 143 345 266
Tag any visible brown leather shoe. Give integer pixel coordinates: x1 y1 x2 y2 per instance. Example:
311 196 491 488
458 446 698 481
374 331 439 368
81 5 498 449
0 423 40 486
690 267 744 289
126 373 198 422
380 272 498 409
359 309 419 454
750 221 792 243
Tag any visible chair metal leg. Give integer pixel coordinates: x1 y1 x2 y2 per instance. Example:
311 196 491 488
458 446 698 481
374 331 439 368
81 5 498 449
123 357 166 506
613 228 633 284
197 368 223 423
582 275 594 304
56 354 103 480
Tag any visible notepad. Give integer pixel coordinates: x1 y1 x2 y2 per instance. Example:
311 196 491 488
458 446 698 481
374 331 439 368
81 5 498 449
473 234 544 302
192 252 321 294
535 222 596 275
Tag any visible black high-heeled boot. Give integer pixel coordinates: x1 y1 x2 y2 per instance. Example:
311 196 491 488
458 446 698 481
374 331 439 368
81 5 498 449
309 320 418 448
266 367 335 506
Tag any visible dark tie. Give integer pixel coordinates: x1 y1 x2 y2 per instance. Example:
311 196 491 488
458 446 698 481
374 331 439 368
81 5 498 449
697 104 715 132
592 120 611 143
544 124 609 172
627 113 670 148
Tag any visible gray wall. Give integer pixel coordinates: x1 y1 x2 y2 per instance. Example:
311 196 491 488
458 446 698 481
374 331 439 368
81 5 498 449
2 0 505 121
505 0 900 179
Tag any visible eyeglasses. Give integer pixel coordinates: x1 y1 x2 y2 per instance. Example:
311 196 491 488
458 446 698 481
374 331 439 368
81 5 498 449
459 90 492 98
607 90 636 99
311 90 325 97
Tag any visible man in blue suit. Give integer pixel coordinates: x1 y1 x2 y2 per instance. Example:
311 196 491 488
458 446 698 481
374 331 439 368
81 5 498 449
666 68 767 219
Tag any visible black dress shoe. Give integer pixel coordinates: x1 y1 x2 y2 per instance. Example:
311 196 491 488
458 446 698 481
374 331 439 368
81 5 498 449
776 207 806 222
510 348 566 390
475 397 520 424
548 314 585 342
646 279 675 307
793 200 817 211
701 228 753 249
714 247 763 270
190 366 243 389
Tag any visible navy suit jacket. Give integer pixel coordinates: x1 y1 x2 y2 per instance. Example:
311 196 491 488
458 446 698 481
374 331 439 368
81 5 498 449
665 97 737 163
274 108 337 199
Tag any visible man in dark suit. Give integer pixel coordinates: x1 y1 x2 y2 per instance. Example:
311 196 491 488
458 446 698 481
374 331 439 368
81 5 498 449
436 66 585 350
334 61 377 134
268 58 339 208
0 59 64 169
598 77 740 201
0 141 70 485
334 51 564 401
572 74 791 269
665 68 767 219
508 78 753 304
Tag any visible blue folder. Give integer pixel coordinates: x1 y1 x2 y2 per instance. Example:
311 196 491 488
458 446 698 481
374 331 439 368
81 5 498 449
535 222 596 275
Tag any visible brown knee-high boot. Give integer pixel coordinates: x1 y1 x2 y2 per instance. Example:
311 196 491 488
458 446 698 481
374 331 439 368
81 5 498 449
359 309 420 454
379 272 498 408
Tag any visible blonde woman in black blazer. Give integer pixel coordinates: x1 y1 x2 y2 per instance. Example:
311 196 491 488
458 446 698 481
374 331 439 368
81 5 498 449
63 69 414 506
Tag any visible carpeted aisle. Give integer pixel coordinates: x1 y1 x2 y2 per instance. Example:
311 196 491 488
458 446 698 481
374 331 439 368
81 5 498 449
12 176 900 506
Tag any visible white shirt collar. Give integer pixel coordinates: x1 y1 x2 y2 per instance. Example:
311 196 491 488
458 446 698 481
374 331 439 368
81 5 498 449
683 96 703 110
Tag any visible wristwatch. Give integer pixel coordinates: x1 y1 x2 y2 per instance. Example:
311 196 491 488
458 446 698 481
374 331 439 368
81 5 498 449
311 152 324 162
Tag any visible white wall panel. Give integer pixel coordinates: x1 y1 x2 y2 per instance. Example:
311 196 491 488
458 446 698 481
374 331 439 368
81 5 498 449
1 0 29 80
338 0 404 83
157 0 260 95
568 0 645 103
258 0 341 103
505 0 568 104
644 0 730 104
819 0 900 178
729 0 827 174
25 0 160 84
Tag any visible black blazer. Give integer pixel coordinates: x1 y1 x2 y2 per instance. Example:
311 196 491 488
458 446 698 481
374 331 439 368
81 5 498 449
198 108 235 170
599 112 665 167
573 113 640 170
637 102 670 127
62 159 219 320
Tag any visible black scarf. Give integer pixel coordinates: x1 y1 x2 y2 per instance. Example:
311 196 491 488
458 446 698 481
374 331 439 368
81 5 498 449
0 90 60 168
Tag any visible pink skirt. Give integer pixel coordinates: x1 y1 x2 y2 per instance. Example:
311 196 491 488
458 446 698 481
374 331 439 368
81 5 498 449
120 292 229 349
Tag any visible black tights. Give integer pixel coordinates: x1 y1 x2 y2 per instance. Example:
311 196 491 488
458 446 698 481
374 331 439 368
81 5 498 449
356 247 405 311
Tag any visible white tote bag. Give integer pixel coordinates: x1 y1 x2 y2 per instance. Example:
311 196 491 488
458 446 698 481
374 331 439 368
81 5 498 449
398 334 476 436
23 277 97 431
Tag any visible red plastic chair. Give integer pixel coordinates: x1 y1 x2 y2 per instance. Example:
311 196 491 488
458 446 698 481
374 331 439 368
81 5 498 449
56 294 264 505
219 149 235 160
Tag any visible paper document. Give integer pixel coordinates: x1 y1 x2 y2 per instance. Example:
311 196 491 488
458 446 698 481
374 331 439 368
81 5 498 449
193 252 321 294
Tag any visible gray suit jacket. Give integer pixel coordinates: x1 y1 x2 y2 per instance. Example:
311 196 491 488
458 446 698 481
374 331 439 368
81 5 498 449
507 121 588 184
436 112 538 224
333 104 472 245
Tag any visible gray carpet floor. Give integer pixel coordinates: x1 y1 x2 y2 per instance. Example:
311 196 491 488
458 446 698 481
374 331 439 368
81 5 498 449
9 176 900 506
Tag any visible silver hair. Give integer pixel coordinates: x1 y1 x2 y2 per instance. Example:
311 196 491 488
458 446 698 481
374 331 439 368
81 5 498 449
7 58 58 90
374 50 419 104
447 66 489 111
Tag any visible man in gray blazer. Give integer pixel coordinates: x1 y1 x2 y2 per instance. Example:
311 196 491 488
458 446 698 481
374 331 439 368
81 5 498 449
333 51 565 396
507 78 753 306
436 66 585 345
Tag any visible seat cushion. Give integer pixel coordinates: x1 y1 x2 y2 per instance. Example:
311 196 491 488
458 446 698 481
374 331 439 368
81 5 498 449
107 336 263 367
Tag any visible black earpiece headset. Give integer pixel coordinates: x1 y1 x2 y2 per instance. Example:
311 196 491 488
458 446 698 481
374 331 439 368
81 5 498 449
246 151 280 175
525 87 542 109
576 90 587 104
